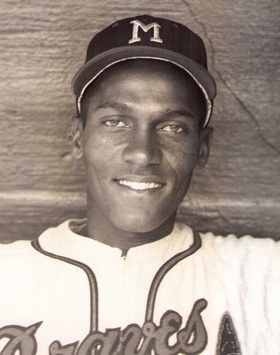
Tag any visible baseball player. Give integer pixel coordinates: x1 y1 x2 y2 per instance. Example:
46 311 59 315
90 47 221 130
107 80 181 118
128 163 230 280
0 15 279 355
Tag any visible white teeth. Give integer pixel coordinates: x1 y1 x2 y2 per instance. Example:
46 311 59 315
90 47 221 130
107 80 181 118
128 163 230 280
118 180 162 190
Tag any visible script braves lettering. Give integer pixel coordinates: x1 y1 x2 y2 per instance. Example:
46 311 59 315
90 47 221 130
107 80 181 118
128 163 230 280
0 322 42 355
0 299 208 355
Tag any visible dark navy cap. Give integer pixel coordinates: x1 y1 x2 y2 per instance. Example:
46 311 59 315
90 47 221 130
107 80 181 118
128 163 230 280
72 15 217 127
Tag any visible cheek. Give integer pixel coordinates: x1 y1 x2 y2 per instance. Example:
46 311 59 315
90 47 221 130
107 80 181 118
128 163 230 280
82 138 107 179
82 136 123 187
83 131 107 162
83 129 126 158
163 139 199 173
165 148 198 201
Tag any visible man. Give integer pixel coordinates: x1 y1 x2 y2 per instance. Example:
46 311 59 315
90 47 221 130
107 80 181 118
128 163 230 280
0 15 279 355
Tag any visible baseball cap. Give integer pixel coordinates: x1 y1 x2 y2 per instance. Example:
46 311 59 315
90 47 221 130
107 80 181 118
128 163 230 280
72 14 217 127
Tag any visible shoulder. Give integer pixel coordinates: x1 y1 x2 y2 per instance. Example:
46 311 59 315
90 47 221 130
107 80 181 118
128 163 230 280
198 230 280 279
0 239 35 257
0 219 72 266
200 230 280 255
0 239 45 282
0 221 89 285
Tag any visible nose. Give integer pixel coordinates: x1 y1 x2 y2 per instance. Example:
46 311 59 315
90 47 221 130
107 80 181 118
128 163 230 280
122 129 162 166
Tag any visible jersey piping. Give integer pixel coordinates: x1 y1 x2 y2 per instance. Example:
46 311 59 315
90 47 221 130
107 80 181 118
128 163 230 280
31 239 99 333
31 230 201 333
145 230 201 321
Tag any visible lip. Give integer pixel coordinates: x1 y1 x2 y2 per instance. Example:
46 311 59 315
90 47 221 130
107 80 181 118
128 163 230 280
114 177 165 191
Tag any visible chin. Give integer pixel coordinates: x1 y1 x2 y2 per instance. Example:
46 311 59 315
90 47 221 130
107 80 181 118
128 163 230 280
111 212 172 234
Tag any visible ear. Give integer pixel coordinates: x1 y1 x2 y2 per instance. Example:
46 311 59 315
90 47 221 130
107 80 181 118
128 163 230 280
196 127 213 169
72 117 84 160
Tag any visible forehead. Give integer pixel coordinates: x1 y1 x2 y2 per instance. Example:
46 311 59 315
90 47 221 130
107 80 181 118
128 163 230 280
82 59 206 124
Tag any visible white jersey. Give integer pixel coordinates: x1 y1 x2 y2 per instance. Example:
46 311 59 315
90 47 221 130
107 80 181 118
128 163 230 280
0 219 279 354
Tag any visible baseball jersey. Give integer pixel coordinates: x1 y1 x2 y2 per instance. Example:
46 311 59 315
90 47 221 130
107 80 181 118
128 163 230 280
0 219 279 354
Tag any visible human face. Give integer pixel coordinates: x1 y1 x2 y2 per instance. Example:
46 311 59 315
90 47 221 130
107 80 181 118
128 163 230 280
73 62 212 236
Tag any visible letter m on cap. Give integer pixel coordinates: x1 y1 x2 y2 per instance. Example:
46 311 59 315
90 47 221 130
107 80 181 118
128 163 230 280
129 20 163 44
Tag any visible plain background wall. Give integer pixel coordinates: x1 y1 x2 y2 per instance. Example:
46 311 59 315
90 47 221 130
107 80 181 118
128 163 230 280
0 0 279 242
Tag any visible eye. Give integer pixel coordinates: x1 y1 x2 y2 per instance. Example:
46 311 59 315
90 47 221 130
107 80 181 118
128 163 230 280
104 119 129 128
158 123 184 133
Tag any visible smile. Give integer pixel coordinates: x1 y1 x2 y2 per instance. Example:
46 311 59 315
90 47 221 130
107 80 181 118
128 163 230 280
117 180 163 191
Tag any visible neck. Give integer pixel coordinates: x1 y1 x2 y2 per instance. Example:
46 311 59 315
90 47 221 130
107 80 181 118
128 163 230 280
83 206 176 253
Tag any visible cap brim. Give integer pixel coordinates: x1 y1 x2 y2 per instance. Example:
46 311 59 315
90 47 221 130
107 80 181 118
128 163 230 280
72 46 217 127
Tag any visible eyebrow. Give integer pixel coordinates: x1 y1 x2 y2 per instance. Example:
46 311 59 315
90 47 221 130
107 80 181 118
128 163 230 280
95 101 132 113
160 108 195 119
95 101 195 120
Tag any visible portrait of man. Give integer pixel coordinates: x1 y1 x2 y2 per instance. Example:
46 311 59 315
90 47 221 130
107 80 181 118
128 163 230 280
0 3 279 355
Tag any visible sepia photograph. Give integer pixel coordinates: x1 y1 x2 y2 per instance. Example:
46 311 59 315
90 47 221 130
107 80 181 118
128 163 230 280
0 0 279 354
